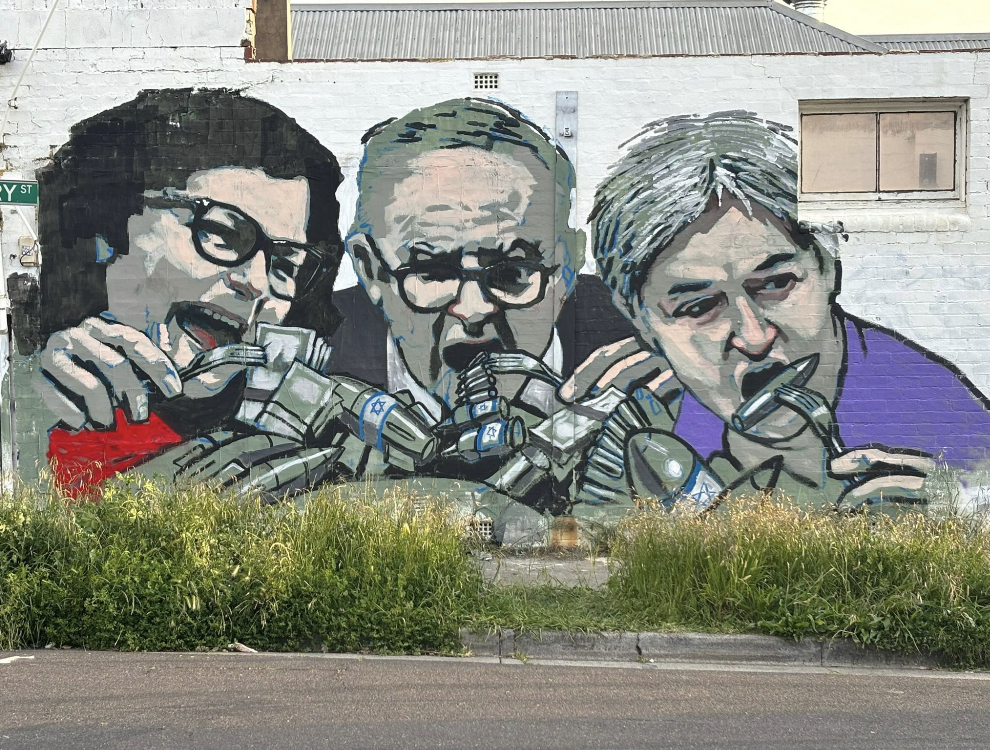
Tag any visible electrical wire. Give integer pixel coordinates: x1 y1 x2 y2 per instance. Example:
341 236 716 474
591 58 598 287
0 0 62 149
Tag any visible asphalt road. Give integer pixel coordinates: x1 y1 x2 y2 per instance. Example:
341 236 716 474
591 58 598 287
2 651 989 749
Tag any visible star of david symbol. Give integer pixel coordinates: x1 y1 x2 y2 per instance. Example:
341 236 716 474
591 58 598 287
485 424 500 439
691 481 717 506
370 398 386 416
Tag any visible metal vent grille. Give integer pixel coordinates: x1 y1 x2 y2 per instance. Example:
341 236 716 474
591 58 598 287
474 514 494 542
473 72 499 90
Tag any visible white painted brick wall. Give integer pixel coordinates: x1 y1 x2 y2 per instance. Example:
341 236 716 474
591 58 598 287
2 0 990 397
0 0 249 49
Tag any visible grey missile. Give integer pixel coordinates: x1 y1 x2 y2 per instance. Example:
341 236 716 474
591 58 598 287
730 353 819 433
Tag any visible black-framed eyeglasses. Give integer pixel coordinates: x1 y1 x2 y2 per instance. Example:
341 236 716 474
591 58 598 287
143 193 328 302
367 238 558 313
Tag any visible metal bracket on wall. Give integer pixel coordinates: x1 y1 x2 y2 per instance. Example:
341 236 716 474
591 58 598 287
555 91 578 166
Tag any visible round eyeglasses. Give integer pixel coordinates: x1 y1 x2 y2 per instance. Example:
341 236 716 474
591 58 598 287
143 193 328 301
389 259 558 313
364 237 558 313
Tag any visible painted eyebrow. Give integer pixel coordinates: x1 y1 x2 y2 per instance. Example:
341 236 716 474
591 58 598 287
752 253 797 273
503 238 542 256
475 239 544 262
406 242 453 261
405 243 461 266
667 281 712 296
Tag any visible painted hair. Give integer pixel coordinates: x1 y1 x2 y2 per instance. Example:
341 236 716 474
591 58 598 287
36 88 344 339
351 98 579 285
589 111 839 315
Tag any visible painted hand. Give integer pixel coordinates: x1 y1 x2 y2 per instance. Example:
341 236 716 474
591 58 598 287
39 316 183 430
830 447 935 512
558 337 677 403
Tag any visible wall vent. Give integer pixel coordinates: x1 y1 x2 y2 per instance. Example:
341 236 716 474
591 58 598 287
473 72 499 90
474 514 494 542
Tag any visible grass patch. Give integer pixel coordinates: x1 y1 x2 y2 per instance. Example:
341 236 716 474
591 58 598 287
3 483 990 668
0 478 481 654
468 585 623 633
608 498 990 668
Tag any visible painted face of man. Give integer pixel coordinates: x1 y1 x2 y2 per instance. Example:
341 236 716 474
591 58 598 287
104 166 315 394
634 200 842 441
350 148 569 404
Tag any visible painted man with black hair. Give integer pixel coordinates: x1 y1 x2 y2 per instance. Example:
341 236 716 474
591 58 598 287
33 88 343 490
589 111 990 509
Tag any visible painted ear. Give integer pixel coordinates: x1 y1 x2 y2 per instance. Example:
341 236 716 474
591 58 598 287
571 228 587 280
94 235 115 263
346 233 384 305
554 229 585 293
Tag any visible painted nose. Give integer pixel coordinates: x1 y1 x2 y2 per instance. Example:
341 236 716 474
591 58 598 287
225 252 268 302
728 296 778 360
447 279 498 325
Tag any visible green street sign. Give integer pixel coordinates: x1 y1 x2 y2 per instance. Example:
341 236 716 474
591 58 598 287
0 180 38 206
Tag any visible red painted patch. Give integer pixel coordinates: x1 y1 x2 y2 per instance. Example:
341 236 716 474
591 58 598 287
47 409 185 497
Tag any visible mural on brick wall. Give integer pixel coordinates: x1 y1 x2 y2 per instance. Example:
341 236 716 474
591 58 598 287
31 89 345 492
588 112 990 512
19 91 990 538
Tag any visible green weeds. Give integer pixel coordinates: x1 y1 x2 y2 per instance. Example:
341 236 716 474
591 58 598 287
0 478 480 653
3 484 990 668
608 498 990 668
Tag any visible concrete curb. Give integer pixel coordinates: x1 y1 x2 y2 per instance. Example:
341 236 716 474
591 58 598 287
459 629 941 669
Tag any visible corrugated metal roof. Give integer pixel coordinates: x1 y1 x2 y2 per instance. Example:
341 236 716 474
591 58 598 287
291 1 886 61
864 34 990 52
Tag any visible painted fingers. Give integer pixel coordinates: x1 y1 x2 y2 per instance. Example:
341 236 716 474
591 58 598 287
830 447 936 511
39 317 182 430
559 337 677 402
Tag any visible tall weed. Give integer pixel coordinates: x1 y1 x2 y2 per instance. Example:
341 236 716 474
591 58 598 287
609 497 990 667
0 478 481 653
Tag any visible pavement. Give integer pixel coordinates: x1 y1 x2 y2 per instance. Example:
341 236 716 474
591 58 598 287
0 553 967 749
2 650 989 750
473 553 937 669
478 551 611 588
461 629 943 670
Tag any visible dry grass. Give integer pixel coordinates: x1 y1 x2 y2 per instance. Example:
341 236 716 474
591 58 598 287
4 480 990 667
609 497 990 667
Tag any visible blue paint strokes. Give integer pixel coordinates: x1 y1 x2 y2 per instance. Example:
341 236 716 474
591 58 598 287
634 387 666 416
376 402 399 451
358 391 388 442
95 236 114 263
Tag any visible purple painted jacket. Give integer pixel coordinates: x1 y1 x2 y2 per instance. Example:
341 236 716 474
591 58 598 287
672 315 990 469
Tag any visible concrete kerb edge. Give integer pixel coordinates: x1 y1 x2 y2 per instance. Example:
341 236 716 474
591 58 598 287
458 629 940 669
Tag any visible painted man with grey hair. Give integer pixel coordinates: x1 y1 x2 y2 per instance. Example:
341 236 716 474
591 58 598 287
587 111 990 510
320 97 642 516
336 97 619 418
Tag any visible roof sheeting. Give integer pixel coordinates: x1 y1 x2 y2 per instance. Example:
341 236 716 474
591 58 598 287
291 0 886 61
864 34 990 52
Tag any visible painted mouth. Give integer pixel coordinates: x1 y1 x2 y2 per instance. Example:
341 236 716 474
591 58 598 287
740 361 789 402
167 302 247 351
442 339 505 372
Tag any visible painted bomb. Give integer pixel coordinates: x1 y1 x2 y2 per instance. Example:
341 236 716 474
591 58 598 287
334 378 438 471
444 418 527 463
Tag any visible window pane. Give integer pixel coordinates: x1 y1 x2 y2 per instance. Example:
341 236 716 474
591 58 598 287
801 113 878 193
879 112 955 191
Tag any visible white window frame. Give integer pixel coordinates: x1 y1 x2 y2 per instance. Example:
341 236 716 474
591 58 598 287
798 98 968 211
